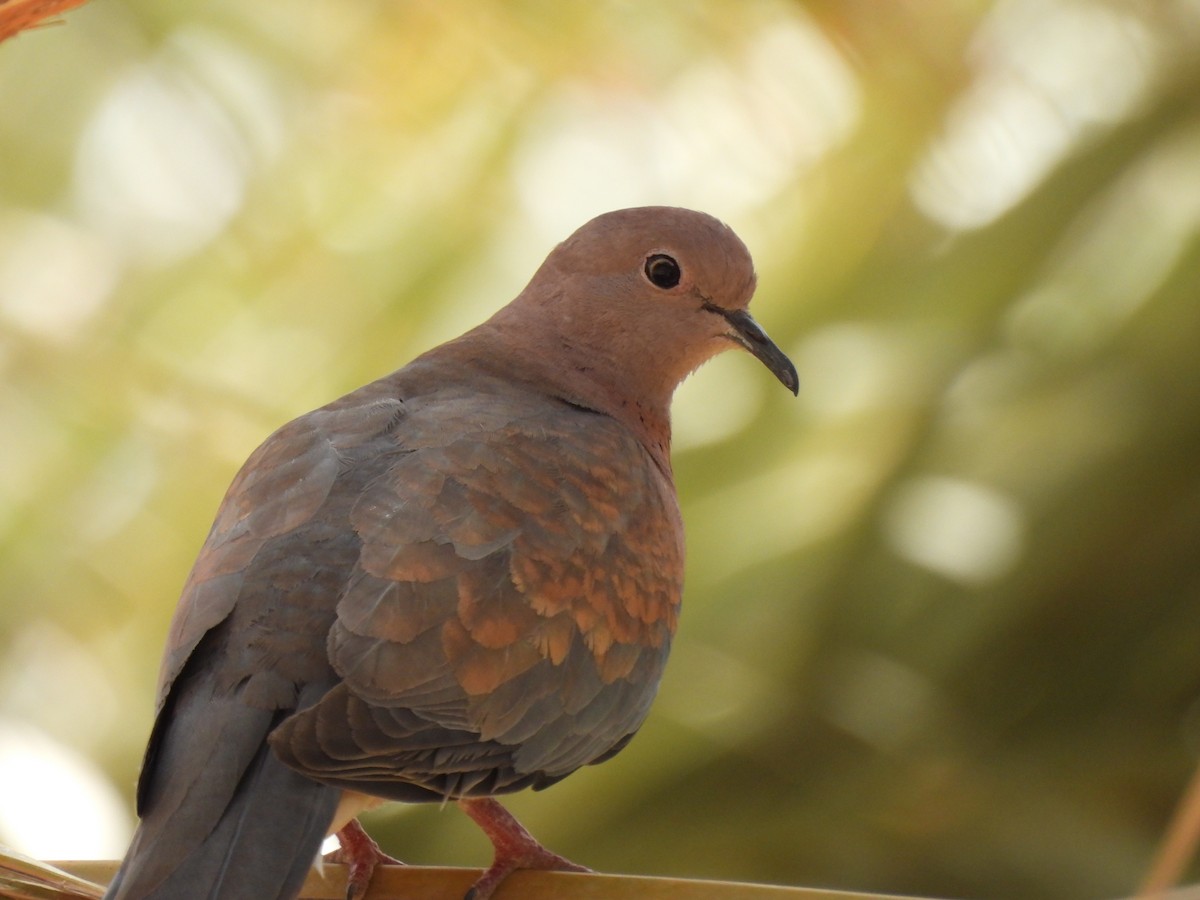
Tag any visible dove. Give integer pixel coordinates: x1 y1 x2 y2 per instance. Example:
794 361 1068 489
104 206 798 900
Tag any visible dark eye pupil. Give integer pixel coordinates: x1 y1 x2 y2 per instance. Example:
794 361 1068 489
645 254 681 289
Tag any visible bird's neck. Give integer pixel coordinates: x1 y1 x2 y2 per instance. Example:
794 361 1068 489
436 320 676 477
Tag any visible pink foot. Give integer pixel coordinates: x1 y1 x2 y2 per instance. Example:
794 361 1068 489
325 817 404 900
458 797 590 900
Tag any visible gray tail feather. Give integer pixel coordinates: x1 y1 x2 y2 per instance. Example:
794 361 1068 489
103 742 340 900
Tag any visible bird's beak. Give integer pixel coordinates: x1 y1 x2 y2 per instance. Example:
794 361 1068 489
711 306 799 395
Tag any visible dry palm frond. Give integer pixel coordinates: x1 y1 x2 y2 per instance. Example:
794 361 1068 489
0 0 89 42
0 846 102 900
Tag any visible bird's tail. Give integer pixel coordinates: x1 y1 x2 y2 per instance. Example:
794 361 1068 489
103 736 339 900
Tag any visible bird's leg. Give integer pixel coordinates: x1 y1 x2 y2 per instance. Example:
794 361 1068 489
325 817 404 900
458 797 590 900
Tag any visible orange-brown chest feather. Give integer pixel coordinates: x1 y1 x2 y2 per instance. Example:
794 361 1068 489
341 386 685 701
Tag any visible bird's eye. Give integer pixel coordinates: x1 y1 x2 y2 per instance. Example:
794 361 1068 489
644 254 681 289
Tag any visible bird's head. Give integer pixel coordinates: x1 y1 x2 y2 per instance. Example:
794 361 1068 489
508 207 797 409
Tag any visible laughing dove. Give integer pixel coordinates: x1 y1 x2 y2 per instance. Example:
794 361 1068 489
104 206 797 900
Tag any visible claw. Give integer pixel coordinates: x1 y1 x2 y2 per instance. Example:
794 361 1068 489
325 818 404 900
458 797 589 900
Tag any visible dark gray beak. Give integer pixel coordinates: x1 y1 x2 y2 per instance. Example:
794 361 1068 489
711 306 799 395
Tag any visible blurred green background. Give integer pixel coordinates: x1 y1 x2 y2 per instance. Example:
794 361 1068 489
2 2 1200 898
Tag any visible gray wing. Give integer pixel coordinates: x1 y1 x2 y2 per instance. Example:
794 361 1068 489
105 399 405 899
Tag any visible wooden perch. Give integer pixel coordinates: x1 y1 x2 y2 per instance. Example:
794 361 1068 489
50 860 934 900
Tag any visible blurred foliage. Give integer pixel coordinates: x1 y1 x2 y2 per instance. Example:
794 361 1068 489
2 1 1200 898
